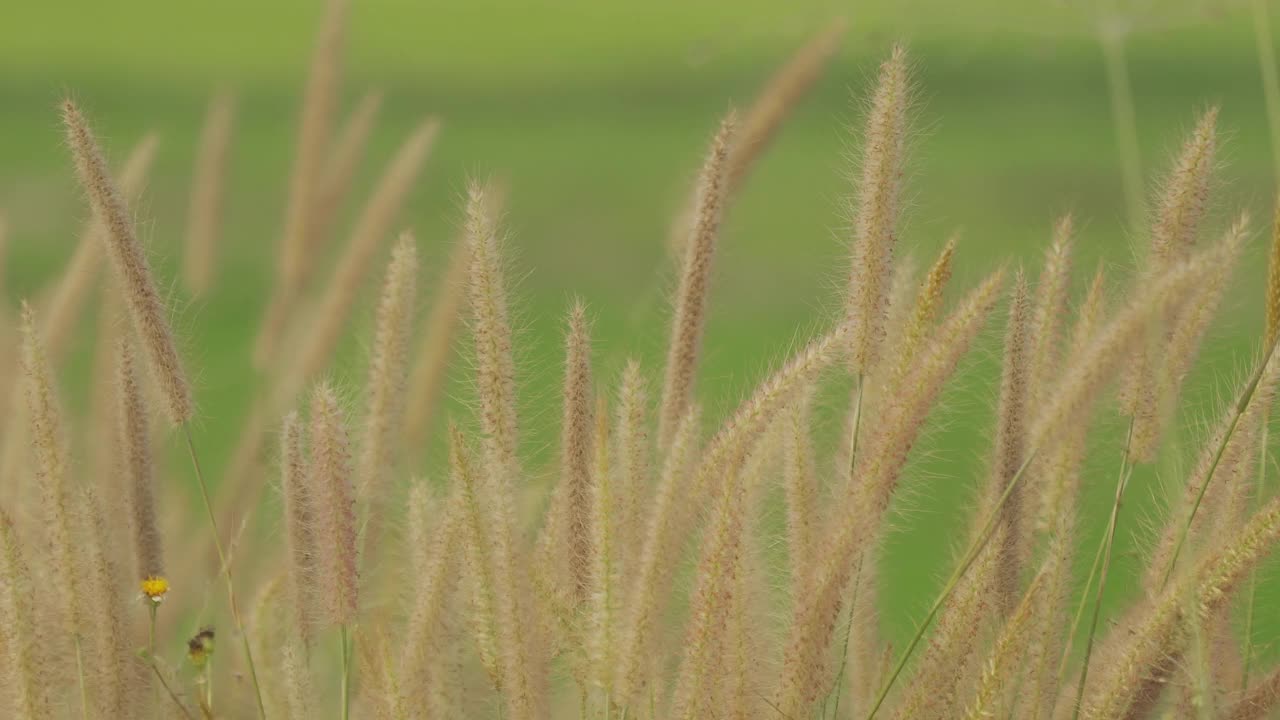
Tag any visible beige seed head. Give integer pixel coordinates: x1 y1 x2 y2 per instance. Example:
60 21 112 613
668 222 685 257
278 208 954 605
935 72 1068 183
255 0 350 367
288 120 439 388
116 338 163 583
62 101 192 424
988 272 1031 613
44 132 158 366
308 383 358 627
0 509 53 719
846 44 912 375
612 359 649 578
280 411 315 644
1267 194 1280 350
658 111 736 448
183 91 236 297
313 90 385 247
616 405 702 704
402 185 504 449
560 300 595 603
1027 214 1074 408
727 19 847 192
465 179 521 479
19 302 82 633
775 269 1003 718
356 235 419 556
1149 107 1219 269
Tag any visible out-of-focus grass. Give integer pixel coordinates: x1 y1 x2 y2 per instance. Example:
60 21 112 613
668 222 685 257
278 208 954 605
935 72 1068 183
2 0 1278 654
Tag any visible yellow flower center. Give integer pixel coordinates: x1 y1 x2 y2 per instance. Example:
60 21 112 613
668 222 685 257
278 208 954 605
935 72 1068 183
141 576 169 602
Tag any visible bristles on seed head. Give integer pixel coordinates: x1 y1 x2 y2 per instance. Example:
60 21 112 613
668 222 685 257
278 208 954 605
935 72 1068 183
1027 215 1074 408
256 0 350 365
1133 212 1250 462
846 44 912 375
308 383 358 627
18 302 82 630
116 338 163 583
1149 107 1218 269
616 404 702 704
465 179 521 479
0 509 54 719
61 101 193 424
356 234 418 514
775 270 1002 718
1266 194 1280 350
658 111 737 448
560 300 595 602
44 132 159 366
988 271 1032 612
280 410 315 644
313 90 384 245
184 91 236 297
290 119 439 385
727 19 846 192
402 185 503 449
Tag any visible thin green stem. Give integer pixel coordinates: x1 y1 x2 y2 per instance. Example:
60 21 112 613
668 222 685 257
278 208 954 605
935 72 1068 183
1254 0 1280 180
1160 340 1278 590
340 625 351 720
144 656 196 720
865 448 1040 719
1070 420 1136 720
206 650 214 719
828 375 865 719
73 634 90 720
1056 521 1105 685
148 604 160 720
181 424 268 719
1098 17 1145 237
1242 422 1268 690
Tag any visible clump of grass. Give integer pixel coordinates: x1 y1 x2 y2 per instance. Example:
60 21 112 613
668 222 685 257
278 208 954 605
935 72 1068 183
12 28 1280 720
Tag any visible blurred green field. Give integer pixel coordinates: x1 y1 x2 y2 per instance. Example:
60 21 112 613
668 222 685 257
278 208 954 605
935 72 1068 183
3 0 1280 657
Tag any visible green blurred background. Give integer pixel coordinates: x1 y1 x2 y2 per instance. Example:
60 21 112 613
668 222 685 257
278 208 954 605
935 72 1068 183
3 0 1279 657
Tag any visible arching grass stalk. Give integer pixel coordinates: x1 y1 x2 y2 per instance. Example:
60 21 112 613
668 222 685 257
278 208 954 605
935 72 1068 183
1098 14 1144 236
1070 419 1136 720
182 425 268 719
1241 423 1269 690
144 657 196 720
1160 339 1279 590
1253 0 1280 180
73 634 90 720
340 625 351 720
828 374 865 720
864 448 1039 720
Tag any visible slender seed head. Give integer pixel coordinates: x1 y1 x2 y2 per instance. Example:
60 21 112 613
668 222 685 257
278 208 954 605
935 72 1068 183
658 111 736 448
62 101 193 424
465 179 521 477
727 19 846 192
44 133 159 366
1267 194 1280 350
280 411 316 643
309 383 358 627
116 338 164 585
289 120 439 388
356 235 419 529
0 510 53 719
560 300 595 602
313 90 385 245
1149 107 1219 269
184 91 236 296
1028 215 1074 408
847 44 912 374
19 303 82 632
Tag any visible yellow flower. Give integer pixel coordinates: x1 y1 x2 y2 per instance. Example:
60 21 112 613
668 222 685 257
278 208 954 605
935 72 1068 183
141 576 169 603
